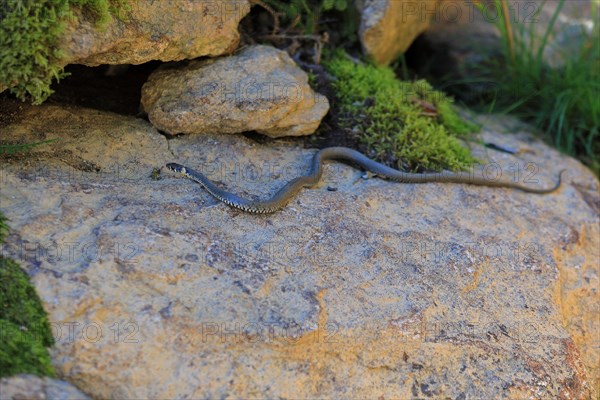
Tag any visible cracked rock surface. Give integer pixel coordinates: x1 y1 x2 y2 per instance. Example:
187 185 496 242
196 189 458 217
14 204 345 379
0 104 598 398
0 374 91 400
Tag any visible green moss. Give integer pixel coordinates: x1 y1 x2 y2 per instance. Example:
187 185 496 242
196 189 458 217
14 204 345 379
69 0 131 26
0 0 130 104
0 214 7 245
0 319 55 377
323 51 479 171
0 257 55 347
0 0 71 104
0 139 58 155
0 212 56 378
436 101 478 137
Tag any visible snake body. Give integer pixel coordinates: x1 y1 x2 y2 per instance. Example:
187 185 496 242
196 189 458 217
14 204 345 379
166 147 565 214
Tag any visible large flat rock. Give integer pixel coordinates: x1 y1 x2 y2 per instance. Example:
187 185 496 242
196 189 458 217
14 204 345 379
0 104 598 398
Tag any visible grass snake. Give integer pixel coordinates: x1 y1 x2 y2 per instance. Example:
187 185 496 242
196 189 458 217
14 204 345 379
166 147 565 214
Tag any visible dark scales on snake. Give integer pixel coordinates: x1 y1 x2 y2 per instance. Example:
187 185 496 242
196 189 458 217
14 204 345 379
166 147 565 214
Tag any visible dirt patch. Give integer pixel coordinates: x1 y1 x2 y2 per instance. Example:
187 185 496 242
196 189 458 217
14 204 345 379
0 95 27 130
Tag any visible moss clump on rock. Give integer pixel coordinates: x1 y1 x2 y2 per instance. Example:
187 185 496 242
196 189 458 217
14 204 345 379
69 0 130 25
0 0 71 104
0 257 55 348
323 51 478 171
0 215 8 244
0 0 130 104
0 319 55 377
0 212 55 377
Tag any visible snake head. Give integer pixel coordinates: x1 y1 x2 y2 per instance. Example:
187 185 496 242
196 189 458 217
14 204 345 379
166 163 185 174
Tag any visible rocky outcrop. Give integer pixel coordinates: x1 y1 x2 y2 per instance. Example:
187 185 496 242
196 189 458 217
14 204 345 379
59 0 251 66
0 375 91 400
0 103 598 398
141 45 330 137
357 0 438 65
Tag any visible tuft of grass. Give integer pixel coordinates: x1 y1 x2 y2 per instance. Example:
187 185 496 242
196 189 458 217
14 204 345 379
0 139 57 155
323 50 478 172
0 0 131 105
0 215 7 245
474 0 600 175
0 212 56 378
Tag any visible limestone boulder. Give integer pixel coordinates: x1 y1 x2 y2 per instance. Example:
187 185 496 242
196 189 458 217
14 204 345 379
141 45 330 137
1 1 250 97
0 103 598 398
357 0 438 65
60 0 251 66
